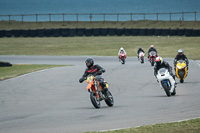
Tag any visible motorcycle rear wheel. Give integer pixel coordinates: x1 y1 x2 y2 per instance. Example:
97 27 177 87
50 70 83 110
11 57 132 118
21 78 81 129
105 90 114 107
90 92 101 109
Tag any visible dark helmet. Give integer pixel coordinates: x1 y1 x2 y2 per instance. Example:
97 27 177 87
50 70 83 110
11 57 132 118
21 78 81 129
138 46 142 50
85 58 94 68
155 56 163 66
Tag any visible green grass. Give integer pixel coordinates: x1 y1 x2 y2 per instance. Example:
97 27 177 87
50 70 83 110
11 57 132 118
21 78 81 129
1 20 200 30
0 64 66 81
0 36 200 59
85 118 200 133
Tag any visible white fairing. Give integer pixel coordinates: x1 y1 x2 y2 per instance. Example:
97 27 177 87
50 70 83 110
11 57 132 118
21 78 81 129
139 52 145 58
156 68 175 93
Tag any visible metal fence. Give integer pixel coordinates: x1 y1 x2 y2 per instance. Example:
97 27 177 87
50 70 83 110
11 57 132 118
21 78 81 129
0 11 199 24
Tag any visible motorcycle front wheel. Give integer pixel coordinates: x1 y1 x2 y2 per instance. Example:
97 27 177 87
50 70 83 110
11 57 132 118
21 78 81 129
90 92 101 109
105 90 114 107
162 82 171 97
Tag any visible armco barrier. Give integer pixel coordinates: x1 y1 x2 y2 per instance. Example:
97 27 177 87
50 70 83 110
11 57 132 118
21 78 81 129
0 28 200 37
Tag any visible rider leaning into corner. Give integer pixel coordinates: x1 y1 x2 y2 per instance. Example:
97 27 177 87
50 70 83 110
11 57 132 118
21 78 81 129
137 46 145 59
79 58 109 94
147 45 158 59
173 49 189 71
154 56 176 82
118 47 127 60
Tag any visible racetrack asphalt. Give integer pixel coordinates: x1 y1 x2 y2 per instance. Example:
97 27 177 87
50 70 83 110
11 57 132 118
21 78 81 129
0 55 200 133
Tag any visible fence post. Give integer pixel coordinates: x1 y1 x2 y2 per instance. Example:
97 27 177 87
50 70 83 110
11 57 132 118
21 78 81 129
22 15 24 24
169 12 171 22
103 14 105 22
36 14 38 23
130 13 133 21
76 14 78 22
49 14 51 22
195 11 196 22
90 14 92 22
63 14 65 22
182 12 184 22
157 13 158 21
117 14 119 22
143 13 145 20
9 15 10 24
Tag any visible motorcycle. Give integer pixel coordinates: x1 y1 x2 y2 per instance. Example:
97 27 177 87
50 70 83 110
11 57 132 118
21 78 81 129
86 75 114 109
139 52 145 64
148 51 157 66
175 60 188 83
156 68 176 97
119 51 126 64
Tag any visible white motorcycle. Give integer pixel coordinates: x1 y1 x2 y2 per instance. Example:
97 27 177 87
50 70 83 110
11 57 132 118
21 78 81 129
156 68 176 97
138 52 145 63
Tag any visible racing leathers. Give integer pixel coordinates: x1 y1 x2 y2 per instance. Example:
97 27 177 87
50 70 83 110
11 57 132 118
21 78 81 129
154 60 174 79
148 48 157 59
137 48 145 59
174 54 189 68
79 64 108 93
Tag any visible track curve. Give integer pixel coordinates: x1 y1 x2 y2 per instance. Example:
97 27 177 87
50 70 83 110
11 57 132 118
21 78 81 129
0 55 200 133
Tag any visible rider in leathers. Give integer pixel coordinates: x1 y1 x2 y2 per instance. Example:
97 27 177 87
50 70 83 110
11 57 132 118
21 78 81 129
154 56 175 80
174 49 189 71
137 47 145 59
148 45 158 59
79 58 108 94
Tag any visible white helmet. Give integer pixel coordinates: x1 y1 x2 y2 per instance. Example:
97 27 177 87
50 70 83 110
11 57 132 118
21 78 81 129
178 49 184 55
155 56 163 65
150 45 154 48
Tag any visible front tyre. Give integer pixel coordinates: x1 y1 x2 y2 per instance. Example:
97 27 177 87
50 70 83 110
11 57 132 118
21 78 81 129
162 82 171 97
171 88 176 96
90 92 101 109
105 90 114 107
151 59 154 66
122 58 125 64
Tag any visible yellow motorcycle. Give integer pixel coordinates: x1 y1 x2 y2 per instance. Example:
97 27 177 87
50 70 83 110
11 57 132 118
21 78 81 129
175 60 188 83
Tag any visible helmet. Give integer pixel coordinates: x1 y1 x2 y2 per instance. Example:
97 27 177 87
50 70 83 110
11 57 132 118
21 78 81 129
85 58 94 68
138 46 142 50
178 49 184 56
120 47 124 51
155 56 163 65
150 45 154 48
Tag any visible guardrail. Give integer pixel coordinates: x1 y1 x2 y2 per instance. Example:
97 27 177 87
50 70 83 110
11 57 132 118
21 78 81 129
0 28 199 37
0 11 199 24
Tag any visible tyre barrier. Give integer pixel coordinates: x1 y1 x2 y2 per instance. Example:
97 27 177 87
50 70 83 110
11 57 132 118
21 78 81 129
0 30 5 37
21 30 29 37
52 29 61 37
93 28 100 36
0 28 200 37
0 61 12 67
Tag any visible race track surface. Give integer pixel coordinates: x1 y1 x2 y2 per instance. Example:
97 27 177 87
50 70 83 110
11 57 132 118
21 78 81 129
0 55 200 133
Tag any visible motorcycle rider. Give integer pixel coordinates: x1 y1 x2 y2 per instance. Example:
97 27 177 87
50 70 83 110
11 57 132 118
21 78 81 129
118 47 127 61
79 58 108 94
154 56 176 80
174 49 189 71
148 45 158 60
137 46 145 59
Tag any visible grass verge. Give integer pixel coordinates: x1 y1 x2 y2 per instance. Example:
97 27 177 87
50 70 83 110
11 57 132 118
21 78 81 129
0 64 67 81
85 118 200 133
0 36 200 59
1 20 200 30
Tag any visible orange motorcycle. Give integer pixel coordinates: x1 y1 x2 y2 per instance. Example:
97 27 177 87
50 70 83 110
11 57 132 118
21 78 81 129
86 75 114 109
